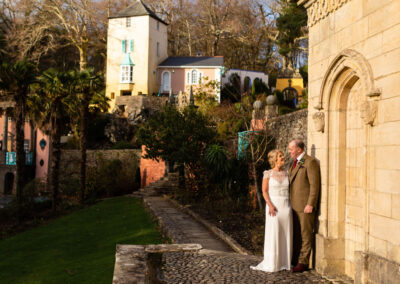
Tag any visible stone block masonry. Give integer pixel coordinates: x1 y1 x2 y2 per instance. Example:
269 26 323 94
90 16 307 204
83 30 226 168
266 109 308 162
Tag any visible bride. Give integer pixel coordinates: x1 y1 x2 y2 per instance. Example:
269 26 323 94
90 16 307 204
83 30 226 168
251 149 292 272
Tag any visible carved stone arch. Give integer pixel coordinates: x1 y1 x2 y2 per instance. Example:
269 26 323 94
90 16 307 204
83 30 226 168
314 49 380 111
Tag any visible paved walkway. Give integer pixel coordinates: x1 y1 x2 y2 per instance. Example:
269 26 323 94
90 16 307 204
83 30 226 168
144 195 233 252
138 193 353 283
0 195 12 209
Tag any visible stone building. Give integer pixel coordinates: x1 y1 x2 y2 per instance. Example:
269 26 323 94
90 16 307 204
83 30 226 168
299 0 400 283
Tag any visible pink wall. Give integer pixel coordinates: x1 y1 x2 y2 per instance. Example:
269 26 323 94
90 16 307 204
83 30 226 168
140 145 165 188
35 129 50 179
0 116 33 151
158 67 218 95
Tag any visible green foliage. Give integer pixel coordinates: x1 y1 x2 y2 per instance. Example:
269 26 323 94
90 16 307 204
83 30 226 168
299 63 308 87
112 140 135 149
204 144 230 182
250 78 268 96
298 88 308 109
268 72 278 89
193 77 219 114
276 1 308 69
278 105 295 115
221 73 241 102
0 197 164 283
137 105 217 168
87 113 111 148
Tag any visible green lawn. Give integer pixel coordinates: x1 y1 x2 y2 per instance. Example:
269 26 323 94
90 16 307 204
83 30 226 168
0 196 164 284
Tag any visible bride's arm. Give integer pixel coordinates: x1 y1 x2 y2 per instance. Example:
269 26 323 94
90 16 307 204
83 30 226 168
262 177 277 216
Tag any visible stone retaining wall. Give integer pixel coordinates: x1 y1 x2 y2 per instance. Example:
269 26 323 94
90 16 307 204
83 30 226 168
266 109 308 163
60 149 141 179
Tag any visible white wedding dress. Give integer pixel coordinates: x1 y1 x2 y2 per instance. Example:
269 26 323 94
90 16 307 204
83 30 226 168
251 169 293 272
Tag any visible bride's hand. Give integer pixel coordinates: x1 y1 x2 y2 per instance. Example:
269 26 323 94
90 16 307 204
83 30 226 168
268 204 277 216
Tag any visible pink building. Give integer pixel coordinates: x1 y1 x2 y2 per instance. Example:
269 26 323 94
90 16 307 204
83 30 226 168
0 111 49 195
157 56 224 103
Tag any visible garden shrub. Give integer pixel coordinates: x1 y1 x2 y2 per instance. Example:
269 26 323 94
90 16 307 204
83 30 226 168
112 140 135 149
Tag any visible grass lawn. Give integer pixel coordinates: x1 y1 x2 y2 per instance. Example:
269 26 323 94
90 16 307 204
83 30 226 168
0 196 164 284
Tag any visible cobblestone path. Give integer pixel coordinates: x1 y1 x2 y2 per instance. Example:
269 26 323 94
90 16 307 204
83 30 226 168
138 194 353 284
157 250 334 284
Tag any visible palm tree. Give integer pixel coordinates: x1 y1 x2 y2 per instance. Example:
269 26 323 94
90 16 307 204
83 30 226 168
69 68 107 204
29 68 73 212
0 59 36 220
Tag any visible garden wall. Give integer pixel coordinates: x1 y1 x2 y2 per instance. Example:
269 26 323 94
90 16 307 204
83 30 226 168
266 109 308 163
60 149 141 175
59 149 141 197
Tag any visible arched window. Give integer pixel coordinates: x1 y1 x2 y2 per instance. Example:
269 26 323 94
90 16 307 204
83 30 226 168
186 69 204 85
161 71 171 92
191 70 198 84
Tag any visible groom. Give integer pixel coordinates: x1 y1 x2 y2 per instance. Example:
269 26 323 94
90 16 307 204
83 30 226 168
288 139 321 273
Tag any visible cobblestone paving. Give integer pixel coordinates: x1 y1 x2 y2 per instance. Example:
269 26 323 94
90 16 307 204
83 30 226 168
157 250 346 284
137 193 354 284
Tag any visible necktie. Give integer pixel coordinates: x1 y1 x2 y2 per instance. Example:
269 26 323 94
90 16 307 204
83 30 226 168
293 159 298 169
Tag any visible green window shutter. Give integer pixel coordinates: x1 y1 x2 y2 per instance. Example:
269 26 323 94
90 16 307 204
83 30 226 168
122 40 126 53
130 40 134 53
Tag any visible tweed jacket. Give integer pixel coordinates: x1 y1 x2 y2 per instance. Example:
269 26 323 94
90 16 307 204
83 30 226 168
289 153 321 212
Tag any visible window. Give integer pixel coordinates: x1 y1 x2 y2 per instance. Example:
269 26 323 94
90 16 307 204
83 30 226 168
120 65 134 83
157 42 160 57
187 69 204 85
122 40 134 53
111 92 115 99
24 140 29 152
126 17 131 27
157 21 160 31
191 70 198 85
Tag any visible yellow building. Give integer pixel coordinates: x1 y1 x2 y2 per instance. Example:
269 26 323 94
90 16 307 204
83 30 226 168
105 0 168 110
276 77 304 97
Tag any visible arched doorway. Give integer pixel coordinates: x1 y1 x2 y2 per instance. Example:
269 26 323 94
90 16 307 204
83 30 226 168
161 71 171 93
4 172 14 195
316 49 380 279
243 76 251 93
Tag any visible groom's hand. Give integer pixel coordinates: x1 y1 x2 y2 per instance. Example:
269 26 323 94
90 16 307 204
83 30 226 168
304 205 313 213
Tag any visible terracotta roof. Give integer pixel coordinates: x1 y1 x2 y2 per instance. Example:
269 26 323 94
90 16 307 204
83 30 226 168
158 56 224 67
109 0 167 25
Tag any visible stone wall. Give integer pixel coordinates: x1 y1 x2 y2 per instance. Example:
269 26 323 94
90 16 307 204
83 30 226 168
60 149 141 179
301 0 400 282
266 109 308 163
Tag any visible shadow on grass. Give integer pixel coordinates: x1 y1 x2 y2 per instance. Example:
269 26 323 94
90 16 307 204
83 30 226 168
0 196 164 284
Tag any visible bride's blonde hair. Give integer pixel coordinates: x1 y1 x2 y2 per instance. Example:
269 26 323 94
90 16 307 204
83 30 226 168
268 149 284 168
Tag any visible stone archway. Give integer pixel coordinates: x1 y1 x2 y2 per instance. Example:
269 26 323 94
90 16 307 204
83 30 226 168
314 49 380 279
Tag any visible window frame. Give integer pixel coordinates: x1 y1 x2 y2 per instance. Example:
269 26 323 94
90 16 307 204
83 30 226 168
186 69 204 85
126 17 131 27
120 65 134 84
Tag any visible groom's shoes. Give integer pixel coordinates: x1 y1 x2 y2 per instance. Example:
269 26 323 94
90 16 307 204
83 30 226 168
291 263 308 273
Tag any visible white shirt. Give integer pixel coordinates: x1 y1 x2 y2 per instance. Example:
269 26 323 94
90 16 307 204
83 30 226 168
297 151 305 162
